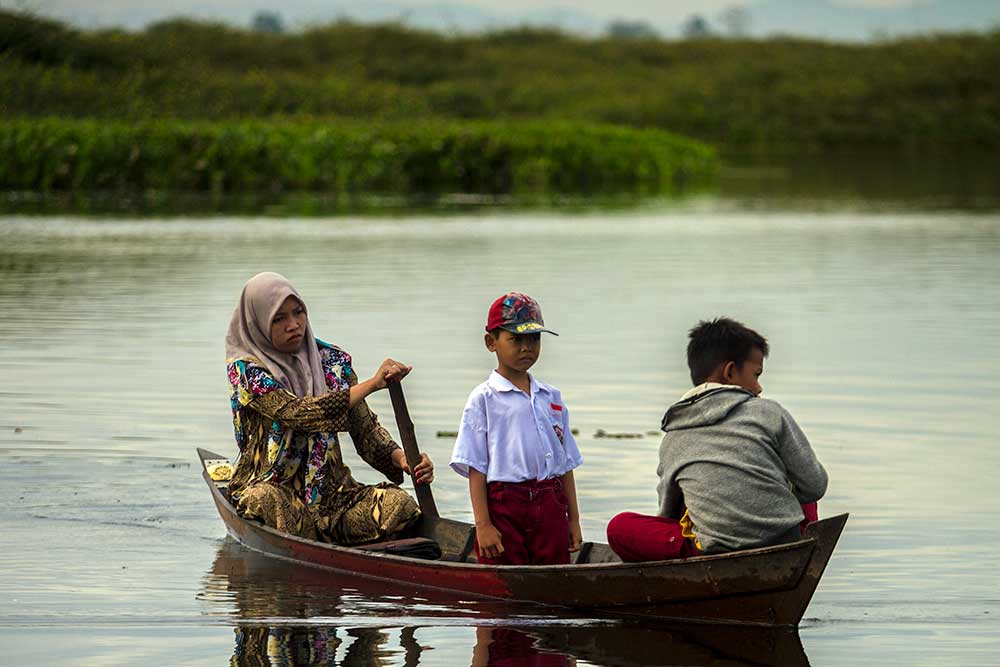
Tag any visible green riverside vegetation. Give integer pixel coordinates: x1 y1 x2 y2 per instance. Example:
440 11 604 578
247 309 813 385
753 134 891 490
0 118 714 194
3 10 997 196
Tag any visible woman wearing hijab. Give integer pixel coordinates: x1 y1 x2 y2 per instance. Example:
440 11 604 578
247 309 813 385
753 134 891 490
225 272 434 544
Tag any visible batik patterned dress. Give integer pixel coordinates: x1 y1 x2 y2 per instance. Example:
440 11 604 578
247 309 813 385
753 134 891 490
227 340 420 544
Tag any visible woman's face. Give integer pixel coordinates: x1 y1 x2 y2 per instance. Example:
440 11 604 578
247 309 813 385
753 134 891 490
270 295 308 353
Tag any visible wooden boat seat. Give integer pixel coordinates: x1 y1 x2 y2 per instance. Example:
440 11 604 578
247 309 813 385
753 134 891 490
574 542 623 564
355 536 442 560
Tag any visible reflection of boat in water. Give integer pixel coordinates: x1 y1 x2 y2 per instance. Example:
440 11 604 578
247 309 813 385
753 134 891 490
205 538 810 666
524 623 808 667
200 447 847 628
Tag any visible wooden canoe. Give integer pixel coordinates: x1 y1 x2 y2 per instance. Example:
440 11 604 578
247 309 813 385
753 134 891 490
199 447 846 627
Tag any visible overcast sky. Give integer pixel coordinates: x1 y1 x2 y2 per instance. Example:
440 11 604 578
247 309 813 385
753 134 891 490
10 0 995 38
22 0 931 23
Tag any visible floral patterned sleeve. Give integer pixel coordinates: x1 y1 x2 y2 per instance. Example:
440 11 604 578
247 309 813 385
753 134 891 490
346 370 404 484
230 359 351 433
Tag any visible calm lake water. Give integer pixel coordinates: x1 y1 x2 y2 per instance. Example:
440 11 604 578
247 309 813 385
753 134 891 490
2 179 999 665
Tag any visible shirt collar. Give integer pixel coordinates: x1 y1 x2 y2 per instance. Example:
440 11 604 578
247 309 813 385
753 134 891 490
488 370 543 395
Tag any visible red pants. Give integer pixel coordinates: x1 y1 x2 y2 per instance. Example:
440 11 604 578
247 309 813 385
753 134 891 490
475 479 570 565
606 512 699 562
607 504 819 563
801 501 818 527
477 628 569 667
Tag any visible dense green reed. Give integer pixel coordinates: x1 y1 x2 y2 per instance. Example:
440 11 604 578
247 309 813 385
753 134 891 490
2 11 998 153
0 118 715 194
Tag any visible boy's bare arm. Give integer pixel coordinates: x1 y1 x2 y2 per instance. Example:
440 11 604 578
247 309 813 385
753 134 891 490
561 470 583 552
469 469 504 558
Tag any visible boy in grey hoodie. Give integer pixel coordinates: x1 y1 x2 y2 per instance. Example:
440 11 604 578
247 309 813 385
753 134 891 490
607 317 827 560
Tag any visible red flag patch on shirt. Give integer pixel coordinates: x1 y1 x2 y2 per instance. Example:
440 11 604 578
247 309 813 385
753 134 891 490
550 403 563 411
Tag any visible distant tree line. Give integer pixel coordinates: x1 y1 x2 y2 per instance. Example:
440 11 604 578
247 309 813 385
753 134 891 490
2 10 998 154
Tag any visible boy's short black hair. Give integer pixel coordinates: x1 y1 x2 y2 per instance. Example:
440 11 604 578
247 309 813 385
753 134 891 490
687 317 769 385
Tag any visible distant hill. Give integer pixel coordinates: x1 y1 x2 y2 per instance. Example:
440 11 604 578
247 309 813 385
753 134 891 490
25 0 1000 40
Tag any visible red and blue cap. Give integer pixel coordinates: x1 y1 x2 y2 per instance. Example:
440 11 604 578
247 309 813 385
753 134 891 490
485 292 558 336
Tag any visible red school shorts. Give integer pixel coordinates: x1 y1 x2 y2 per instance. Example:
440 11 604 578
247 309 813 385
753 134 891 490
475 478 571 566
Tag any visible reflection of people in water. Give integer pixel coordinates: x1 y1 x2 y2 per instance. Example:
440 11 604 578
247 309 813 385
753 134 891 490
232 626 413 667
473 627 574 667
209 539 424 667
233 625 341 666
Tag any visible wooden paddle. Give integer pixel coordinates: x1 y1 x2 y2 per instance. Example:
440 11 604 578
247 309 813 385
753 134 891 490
387 380 439 519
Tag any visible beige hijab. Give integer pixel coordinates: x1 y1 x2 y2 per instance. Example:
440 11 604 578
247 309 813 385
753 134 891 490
225 272 327 397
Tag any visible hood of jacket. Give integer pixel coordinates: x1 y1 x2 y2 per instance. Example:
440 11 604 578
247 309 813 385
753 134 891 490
661 385 756 432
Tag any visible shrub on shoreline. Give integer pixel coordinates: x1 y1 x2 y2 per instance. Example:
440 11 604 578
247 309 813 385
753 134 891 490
0 118 716 194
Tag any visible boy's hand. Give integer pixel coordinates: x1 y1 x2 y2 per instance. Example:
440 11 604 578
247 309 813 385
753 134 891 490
568 519 583 552
476 523 504 559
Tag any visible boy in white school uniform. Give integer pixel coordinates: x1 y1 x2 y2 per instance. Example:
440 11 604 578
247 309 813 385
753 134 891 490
450 292 583 565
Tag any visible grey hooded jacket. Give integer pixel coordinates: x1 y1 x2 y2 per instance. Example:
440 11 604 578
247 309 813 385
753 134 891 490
656 386 828 554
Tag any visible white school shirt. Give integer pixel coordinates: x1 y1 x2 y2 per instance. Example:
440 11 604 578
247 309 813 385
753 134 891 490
450 370 583 483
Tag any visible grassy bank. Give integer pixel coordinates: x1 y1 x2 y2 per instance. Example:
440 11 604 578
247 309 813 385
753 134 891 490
2 11 998 153
0 118 716 195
